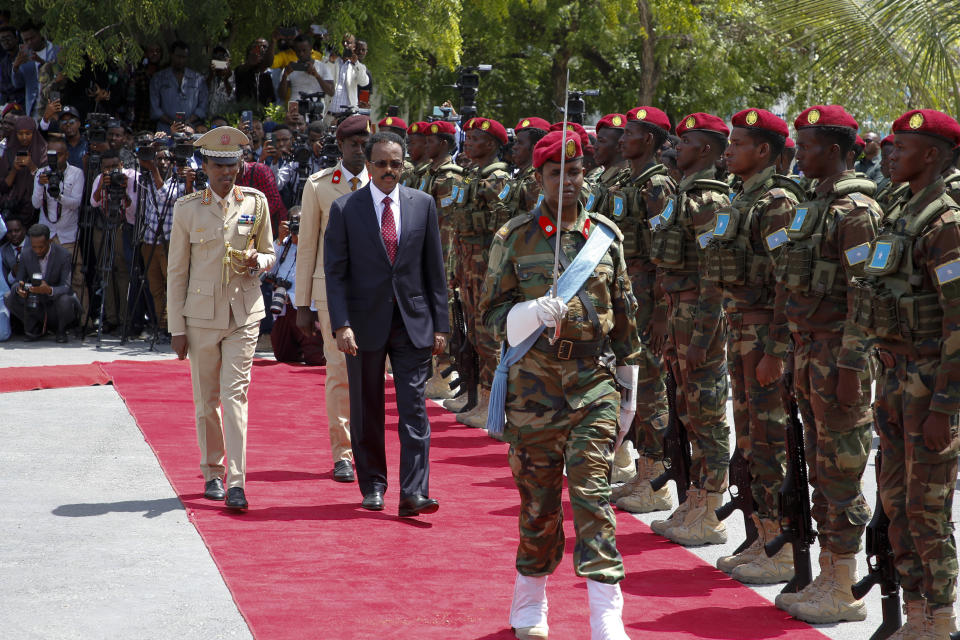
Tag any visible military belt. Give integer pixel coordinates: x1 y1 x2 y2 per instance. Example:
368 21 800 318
667 290 700 305
533 335 606 360
792 330 841 344
726 310 773 328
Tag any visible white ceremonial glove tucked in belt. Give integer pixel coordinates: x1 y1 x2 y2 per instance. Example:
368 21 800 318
615 364 638 447
505 295 568 347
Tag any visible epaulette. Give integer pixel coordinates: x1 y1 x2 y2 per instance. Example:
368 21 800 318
631 163 669 187
589 212 625 241
438 163 463 175
480 162 510 178
494 212 535 242
178 191 203 204
834 177 878 198
688 178 730 194
309 166 338 182
238 185 262 194
771 174 806 201
767 187 791 200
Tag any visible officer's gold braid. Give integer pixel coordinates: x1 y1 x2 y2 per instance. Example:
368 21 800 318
223 193 267 283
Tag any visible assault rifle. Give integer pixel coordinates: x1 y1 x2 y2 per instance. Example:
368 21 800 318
715 447 759 555
650 370 691 505
444 289 479 412
851 448 901 640
764 373 815 594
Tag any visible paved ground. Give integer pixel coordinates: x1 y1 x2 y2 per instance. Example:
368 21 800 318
1 332 954 639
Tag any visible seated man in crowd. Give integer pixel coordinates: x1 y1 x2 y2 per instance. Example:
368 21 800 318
3 223 81 342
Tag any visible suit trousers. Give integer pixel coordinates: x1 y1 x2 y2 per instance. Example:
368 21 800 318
54 240 88 316
318 305 352 463
4 290 80 336
186 319 259 489
346 305 433 498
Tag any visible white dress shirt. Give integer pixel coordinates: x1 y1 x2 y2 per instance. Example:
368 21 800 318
339 163 368 190
32 163 84 244
329 59 369 113
369 181 401 242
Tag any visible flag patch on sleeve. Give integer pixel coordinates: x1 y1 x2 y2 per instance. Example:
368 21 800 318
936 259 960 284
845 242 870 266
765 227 788 251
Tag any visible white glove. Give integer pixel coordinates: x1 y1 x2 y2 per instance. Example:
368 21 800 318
615 365 638 447
506 295 568 347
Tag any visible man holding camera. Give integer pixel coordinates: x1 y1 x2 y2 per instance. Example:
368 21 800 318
262 124 299 209
89 149 137 332
296 114 371 483
328 34 369 117
149 41 208 134
279 35 334 105
3 223 81 342
267 213 324 365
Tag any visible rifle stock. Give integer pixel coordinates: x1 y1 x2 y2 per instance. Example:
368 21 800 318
715 447 759 555
448 289 479 411
649 370 690 504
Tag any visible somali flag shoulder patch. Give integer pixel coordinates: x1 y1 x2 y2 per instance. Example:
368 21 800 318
647 214 662 230
765 227 788 251
660 198 675 223
844 242 870 266
789 207 809 232
585 193 596 211
868 241 893 270
936 259 960 285
697 230 713 249
612 195 625 218
498 183 511 201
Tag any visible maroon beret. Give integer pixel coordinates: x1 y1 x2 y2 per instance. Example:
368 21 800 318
515 117 551 133
406 121 429 135
425 120 456 136
625 106 671 133
469 117 508 145
336 114 372 139
881 134 895 146
892 109 960 148
550 121 593 155
731 108 788 138
676 112 730 138
794 105 858 131
533 130 583 169
596 113 626 132
378 116 407 131
784 136 795 149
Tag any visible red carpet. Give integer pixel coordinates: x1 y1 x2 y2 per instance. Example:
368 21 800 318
0 363 112 393
103 358 830 640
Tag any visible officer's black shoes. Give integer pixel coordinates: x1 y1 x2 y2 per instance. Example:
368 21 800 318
398 495 439 518
361 491 384 511
203 478 226 500
225 487 248 511
333 460 355 483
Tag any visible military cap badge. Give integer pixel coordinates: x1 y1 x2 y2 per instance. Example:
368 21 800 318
411 123 419 133
685 116 696 129
909 112 924 129
637 109 647 120
745 110 759 126
807 109 821 124
385 117 393 126
565 139 576 158
481 120 490 131
612 115 623 126
366 121 372 132
430 123 439 133
521 119 530 128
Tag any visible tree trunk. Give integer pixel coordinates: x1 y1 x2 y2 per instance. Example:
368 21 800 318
551 48 571 117
637 0 659 104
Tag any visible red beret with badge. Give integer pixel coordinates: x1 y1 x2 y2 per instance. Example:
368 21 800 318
550 121 593 155
469 117 508 145
596 113 626 132
379 116 408 131
731 108 788 138
336 114 373 139
794 105 859 131
892 109 960 148
425 120 457 136
675 112 730 138
626 106 672 133
515 117 551 133
406 121 429 135
533 129 583 169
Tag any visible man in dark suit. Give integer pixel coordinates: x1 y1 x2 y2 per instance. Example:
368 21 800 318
324 131 449 517
4 223 81 342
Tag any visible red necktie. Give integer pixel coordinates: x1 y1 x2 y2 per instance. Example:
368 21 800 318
381 196 398 264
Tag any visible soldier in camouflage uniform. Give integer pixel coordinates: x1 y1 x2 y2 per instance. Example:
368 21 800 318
422 119 465 400
497 117 551 221
606 106 675 515
647 112 731 547
854 109 960 638
587 113 630 219
773 105 880 624
399 120 431 189
478 130 639 640
704 108 802 581
776 136 797 177
454 117 511 427
876 135 909 214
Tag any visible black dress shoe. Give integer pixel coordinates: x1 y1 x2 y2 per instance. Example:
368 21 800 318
56 332 68 343
203 478 225 500
398 495 439 517
333 459 355 483
361 491 384 511
225 487 248 511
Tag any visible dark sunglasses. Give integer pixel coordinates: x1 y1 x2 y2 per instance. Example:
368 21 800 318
371 160 404 170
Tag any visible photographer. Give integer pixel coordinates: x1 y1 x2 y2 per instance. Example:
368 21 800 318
328 33 369 116
89 149 136 332
206 46 236 117
262 124 299 208
235 39 276 108
305 120 328 174
278 35 334 104
106 119 136 168
266 213 323 365
149 41 208 133
3 223 81 342
1 115 46 224
31 136 84 305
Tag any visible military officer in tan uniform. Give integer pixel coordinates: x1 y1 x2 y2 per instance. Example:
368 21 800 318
167 127 276 511
295 114 372 483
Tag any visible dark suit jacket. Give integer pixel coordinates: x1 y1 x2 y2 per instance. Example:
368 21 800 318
1 240 24 286
16 242 74 298
324 184 449 351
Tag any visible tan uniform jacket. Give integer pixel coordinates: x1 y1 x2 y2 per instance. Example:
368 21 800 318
295 163 367 310
167 186 276 335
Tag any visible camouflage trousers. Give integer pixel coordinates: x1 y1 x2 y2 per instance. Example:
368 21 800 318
726 313 788 518
627 261 668 458
506 388 625 584
665 297 730 492
875 352 960 605
455 240 498 388
793 336 872 555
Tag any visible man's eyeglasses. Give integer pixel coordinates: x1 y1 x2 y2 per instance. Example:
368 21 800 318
371 160 404 170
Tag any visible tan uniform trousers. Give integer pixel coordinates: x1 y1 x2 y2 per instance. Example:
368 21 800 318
317 307 352 464
186 319 259 488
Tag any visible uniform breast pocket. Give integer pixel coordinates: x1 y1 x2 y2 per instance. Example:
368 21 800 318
184 278 215 320
190 229 220 258
514 255 554 298
590 263 615 310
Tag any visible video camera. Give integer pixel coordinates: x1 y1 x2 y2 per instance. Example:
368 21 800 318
85 112 111 145
135 135 156 163
172 134 195 167
297 91 325 123
105 169 128 223
45 150 63 199
455 65 492 120
565 89 600 125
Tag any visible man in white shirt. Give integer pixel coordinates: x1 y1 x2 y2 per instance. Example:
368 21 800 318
31 137 85 309
279 35 334 104
328 35 369 117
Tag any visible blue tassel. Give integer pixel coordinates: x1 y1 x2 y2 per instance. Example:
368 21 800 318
485 331 543 435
